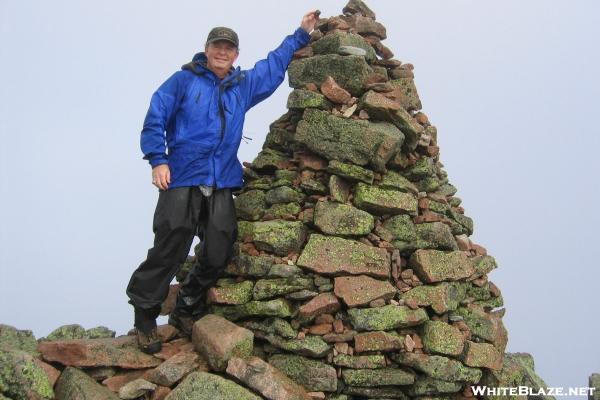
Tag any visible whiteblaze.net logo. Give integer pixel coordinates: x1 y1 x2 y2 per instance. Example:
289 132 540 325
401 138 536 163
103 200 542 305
470 386 596 397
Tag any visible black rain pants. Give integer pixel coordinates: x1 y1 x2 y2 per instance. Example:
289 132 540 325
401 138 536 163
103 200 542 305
126 186 237 321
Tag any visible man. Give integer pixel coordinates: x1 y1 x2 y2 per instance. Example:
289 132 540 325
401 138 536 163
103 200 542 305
126 11 318 354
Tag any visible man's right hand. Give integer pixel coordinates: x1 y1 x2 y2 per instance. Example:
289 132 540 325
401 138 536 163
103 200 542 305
152 164 171 190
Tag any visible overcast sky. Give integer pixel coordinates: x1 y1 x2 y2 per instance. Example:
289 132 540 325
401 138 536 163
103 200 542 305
1 0 599 395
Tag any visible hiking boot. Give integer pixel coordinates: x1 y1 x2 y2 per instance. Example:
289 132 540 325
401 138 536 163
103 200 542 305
135 327 162 354
168 313 196 337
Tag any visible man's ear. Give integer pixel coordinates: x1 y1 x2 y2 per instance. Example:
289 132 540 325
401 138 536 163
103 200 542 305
233 50 239 63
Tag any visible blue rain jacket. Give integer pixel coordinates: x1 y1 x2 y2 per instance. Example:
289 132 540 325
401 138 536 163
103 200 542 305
140 27 311 190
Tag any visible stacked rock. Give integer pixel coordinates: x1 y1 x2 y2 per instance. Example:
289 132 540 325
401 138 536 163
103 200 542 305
190 0 523 398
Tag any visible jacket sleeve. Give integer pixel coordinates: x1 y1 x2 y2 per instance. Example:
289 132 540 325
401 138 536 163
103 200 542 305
241 27 311 111
140 72 184 167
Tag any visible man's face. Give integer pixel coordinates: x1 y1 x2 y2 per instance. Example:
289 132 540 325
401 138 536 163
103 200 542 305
205 40 239 76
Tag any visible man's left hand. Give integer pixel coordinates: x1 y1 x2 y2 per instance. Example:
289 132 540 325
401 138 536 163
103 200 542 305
301 10 319 34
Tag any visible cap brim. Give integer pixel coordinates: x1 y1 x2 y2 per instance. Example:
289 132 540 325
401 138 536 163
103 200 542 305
206 38 238 47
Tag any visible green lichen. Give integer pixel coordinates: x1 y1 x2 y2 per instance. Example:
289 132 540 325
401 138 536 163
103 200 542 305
252 277 314 300
422 320 465 356
342 368 415 386
311 31 377 62
287 89 332 110
353 182 418 216
348 305 428 331
313 201 374 236
327 160 374 184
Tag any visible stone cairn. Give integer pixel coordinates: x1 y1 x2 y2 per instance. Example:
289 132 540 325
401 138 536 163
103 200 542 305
0 1 569 400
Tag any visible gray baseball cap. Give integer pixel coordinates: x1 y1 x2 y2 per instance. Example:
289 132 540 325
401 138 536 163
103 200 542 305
206 27 239 48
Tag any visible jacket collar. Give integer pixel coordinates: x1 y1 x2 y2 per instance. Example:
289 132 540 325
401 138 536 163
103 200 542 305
182 52 243 86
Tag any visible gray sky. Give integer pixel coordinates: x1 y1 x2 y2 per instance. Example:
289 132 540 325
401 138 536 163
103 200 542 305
1 0 598 395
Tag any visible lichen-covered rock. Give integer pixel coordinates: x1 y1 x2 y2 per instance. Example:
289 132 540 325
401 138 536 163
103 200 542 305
422 320 465 356
297 234 390 278
249 220 307 256
0 324 38 356
353 183 418 216
407 375 464 396
144 351 201 386
55 366 118 400
348 305 428 331
311 31 376 62
382 214 417 242
192 314 253 372
295 109 402 171
252 148 290 172
211 298 294 321
333 354 387 369
393 352 482 384
379 170 419 194
313 201 374 236
287 89 332 110
400 282 466 314
390 78 422 111
353 330 403 353
254 332 331 358
164 371 261 400
268 354 338 392
479 353 554 400
342 368 415 386
226 356 311 400
0 349 54 400
409 249 475 283
288 54 371 96
118 378 157 400
243 318 297 339
328 175 350 203
265 186 304 205
414 222 459 251
298 292 341 319
37 336 162 369
451 304 499 343
327 160 374 184
227 253 274 277
343 385 409 399
84 326 116 339
253 277 315 300
461 340 503 370
589 373 600 400
44 324 87 341
359 90 423 151
333 275 396 307
207 280 254 305
235 190 267 221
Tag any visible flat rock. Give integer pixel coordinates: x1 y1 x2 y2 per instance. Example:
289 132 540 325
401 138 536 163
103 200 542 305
297 234 390 278
313 201 374 236
312 31 376 62
268 354 337 392
55 366 119 400
409 249 475 283
253 277 315 300
407 375 463 396
461 340 503 370
334 275 396 307
287 89 332 110
226 356 311 400
342 368 415 386
298 292 341 319
353 182 418 216
164 371 261 400
400 282 466 314
37 336 162 369
295 109 402 172
248 220 307 256
354 331 403 353
392 352 482 384
0 324 38 356
207 280 254 305
192 314 253 372
327 160 374 184
332 353 387 369
145 351 201 386
211 298 294 321
348 304 428 331
255 332 331 358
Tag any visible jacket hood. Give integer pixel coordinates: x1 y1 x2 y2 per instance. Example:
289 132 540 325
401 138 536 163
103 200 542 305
182 52 242 83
